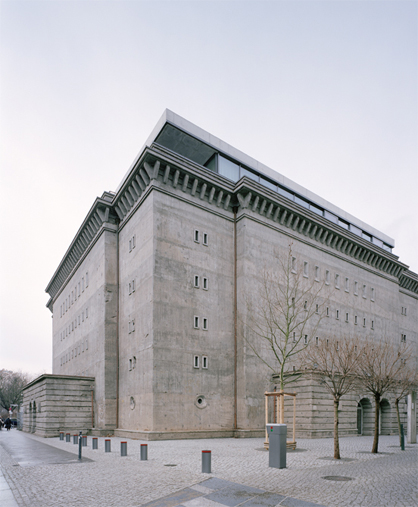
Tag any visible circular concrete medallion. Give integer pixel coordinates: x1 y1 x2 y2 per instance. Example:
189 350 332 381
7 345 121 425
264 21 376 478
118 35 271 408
323 476 353 481
195 394 207 409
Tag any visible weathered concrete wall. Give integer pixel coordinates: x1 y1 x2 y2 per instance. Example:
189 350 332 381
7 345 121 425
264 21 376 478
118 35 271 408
52 227 118 431
21 375 94 437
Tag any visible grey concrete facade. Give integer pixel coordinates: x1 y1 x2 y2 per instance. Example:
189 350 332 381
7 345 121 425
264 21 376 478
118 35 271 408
27 110 417 440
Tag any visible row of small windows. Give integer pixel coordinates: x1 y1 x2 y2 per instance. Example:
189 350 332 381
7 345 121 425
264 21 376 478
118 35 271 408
324 307 375 329
194 355 208 369
206 153 392 253
194 275 208 290
60 339 88 366
129 235 136 252
60 272 89 317
194 316 208 330
194 230 208 245
60 308 89 340
295 259 375 301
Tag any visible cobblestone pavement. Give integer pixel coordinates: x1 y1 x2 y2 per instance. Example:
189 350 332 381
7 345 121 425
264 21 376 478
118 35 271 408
0 429 417 507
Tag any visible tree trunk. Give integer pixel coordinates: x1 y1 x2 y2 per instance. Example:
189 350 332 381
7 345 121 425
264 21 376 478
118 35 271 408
372 394 380 453
395 399 402 447
279 389 284 424
333 398 340 459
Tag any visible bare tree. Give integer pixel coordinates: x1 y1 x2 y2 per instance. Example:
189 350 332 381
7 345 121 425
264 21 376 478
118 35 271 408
357 340 411 453
301 336 363 459
393 360 417 446
0 370 29 413
245 244 326 422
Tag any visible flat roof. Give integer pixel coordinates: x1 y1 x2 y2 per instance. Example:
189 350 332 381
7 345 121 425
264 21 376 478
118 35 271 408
117 109 394 248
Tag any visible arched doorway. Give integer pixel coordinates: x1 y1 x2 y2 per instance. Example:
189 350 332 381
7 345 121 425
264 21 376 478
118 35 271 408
357 398 373 435
380 399 391 435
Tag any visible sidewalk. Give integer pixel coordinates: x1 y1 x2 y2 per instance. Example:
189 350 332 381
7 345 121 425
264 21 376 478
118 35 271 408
1 429 417 507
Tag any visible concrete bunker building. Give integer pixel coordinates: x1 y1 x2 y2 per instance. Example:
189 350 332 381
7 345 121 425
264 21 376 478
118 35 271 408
22 110 417 439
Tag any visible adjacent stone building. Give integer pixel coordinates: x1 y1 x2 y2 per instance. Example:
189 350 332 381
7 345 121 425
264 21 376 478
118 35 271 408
22 110 417 439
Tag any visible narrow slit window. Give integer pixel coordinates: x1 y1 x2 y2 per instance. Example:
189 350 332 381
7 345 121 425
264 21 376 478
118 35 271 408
86 272 89 288
326 307 329 317
355 315 358 325
354 281 358 295
345 313 349 322
194 230 200 243
371 288 375 301
304 335 308 344
291 257 297 273
345 278 349 292
194 316 199 329
335 274 340 289
315 266 319 281
304 301 308 311
203 318 208 330
194 275 199 288
371 320 374 330
129 359 132 371
194 355 200 368
362 284 367 298
315 337 319 346
363 318 366 327
303 261 308 277
325 270 330 285
203 233 208 246
315 304 319 314
292 332 296 342
203 277 208 290
202 356 208 369
336 310 339 320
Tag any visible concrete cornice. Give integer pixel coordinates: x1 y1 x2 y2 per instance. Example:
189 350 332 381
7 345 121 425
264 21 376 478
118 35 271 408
45 196 118 305
46 147 417 307
23 374 95 391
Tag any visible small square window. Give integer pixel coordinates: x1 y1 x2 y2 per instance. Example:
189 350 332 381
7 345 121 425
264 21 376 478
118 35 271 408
203 318 208 330
194 316 199 329
203 277 208 290
203 233 208 246
194 230 200 243
194 355 200 368
202 356 208 369
194 275 199 288
303 261 308 278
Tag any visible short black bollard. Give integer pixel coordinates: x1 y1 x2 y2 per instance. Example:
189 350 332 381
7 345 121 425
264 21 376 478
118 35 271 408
73 434 78 445
202 450 211 473
400 423 405 451
121 441 127 456
105 439 111 453
78 431 82 460
82 435 87 447
92 437 98 450
59 432 64 441
140 444 148 460
66 433 70 442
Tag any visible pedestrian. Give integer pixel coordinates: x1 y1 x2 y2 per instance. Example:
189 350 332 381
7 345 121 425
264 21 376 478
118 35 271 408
4 417 12 431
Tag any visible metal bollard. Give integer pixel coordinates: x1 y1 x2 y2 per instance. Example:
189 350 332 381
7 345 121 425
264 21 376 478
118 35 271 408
202 450 211 473
121 441 127 456
92 437 98 449
105 439 111 452
59 432 64 441
82 435 87 447
78 431 82 460
66 433 70 442
267 424 287 469
401 423 405 451
73 434 78 445
140 444 148 460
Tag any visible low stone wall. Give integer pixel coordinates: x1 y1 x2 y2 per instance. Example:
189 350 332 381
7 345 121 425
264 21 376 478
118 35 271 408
21 374 95 437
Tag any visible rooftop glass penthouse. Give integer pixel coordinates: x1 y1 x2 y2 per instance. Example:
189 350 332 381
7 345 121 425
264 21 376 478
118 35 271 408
126 109 394 253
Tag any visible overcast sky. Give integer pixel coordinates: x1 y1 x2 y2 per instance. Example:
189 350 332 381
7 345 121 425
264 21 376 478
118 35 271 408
0 0 416 377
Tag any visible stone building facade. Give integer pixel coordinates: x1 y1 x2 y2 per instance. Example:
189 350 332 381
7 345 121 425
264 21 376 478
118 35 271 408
23 110 417 439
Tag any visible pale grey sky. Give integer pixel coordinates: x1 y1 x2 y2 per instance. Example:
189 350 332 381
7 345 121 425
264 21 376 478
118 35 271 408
0 0 417 376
